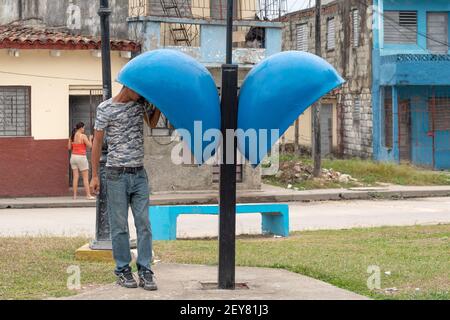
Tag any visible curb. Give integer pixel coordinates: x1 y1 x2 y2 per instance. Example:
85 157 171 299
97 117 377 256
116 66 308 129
2 189 450 209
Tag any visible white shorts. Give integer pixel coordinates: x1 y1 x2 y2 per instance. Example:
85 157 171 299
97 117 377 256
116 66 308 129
70 155 89 172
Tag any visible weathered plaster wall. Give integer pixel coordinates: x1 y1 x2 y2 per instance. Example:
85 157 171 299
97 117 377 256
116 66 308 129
129 18 282 65
0 0 129 38
143 65 262 193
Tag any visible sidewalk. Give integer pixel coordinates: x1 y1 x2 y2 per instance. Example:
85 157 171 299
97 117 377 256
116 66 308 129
2 184 450 209
61 263 368 300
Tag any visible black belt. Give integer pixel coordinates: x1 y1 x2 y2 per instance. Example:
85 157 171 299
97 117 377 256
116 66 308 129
107 166 144 174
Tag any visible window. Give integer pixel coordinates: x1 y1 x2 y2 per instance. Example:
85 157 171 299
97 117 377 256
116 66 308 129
296 23 308 51
0 86 31 137
384 11 418 44
353 96 361 127
427 12 449 54
352 9 360 47
429 97 450 131
327 17 336 50
383 87 393 149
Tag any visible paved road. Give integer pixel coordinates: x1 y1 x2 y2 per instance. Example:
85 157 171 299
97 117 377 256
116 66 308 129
0 198 449 238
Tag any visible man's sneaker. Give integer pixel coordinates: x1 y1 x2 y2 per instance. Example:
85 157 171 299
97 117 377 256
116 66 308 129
139 269 158 291
116 268 138 289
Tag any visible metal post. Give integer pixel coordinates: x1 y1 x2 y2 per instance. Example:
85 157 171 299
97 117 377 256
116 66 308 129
313 0 322 177
99 0 112 101
90 0 113 250
218 0 238 290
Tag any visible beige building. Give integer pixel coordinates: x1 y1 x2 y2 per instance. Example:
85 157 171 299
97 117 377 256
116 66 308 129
0 23 140 197
282 97 339 155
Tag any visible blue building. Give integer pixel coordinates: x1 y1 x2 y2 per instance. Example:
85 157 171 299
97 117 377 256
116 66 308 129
373 0 450 169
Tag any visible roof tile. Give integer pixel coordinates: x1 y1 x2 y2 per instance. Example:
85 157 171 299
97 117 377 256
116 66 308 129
0 23 141 52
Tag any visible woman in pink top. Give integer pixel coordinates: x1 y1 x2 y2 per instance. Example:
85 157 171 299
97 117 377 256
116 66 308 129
68 122 95 200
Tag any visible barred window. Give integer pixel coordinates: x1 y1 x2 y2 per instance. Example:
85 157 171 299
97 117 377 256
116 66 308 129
353 96 361 127
296 23 308 51
383 87 393 149
327 17 336 50
0 86 31 137
429 97 450 131
352 9 360 47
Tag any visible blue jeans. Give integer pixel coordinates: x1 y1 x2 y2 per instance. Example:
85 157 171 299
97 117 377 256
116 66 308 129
106 168 152 274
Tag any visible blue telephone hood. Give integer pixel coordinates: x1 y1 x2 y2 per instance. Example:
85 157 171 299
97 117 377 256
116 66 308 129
117 49 221 164
237 51 345 166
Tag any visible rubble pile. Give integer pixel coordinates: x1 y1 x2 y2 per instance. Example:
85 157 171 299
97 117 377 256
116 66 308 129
274 160 359 186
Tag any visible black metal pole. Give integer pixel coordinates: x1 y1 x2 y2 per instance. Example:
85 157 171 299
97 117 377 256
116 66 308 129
90 0 112 250
218 0 238 290
99 0 112 101
225 0 233 64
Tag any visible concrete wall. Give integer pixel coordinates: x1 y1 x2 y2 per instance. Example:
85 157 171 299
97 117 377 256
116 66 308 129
143 65 262 193
0 0 129 38
282 0 374 158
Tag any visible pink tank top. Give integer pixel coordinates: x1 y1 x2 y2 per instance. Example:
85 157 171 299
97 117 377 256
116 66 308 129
72 143 87 156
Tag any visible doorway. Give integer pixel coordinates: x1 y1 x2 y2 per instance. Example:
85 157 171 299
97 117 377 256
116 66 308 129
68 90 103 187
398 99 411 163
320 103 333 157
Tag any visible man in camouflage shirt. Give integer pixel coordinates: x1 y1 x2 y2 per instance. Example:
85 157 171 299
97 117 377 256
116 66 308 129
91 86 160 291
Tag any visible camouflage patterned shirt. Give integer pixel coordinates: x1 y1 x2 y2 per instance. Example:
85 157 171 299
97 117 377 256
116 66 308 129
94 98 145 168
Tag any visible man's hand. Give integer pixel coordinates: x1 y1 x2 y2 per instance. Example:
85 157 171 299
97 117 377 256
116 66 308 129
90 175 100 195
150 107 161 128
90 130 104 195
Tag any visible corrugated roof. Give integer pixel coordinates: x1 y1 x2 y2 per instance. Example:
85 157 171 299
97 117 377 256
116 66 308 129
0 23 141 52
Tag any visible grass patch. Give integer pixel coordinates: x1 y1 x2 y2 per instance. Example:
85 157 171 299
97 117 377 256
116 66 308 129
155 224 450 300
264 154 450 190
0 238 115 300
1 225 449 300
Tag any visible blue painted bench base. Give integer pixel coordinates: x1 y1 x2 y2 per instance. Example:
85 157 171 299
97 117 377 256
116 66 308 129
149 204 289 241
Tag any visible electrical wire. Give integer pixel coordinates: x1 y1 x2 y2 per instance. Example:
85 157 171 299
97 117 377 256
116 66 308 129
0 70 100 82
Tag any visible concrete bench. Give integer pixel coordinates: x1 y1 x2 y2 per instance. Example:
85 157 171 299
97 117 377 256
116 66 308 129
149 204 289 240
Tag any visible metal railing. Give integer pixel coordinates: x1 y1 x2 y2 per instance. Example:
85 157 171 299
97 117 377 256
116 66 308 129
129 0 287 21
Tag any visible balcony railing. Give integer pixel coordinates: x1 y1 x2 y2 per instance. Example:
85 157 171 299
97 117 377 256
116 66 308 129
380 54 450 64
378 54 450 86
129 0 287 21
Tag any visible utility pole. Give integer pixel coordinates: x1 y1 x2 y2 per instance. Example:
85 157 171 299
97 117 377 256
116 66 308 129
90 0 112 250
218 0 238 290
312 0 322 177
